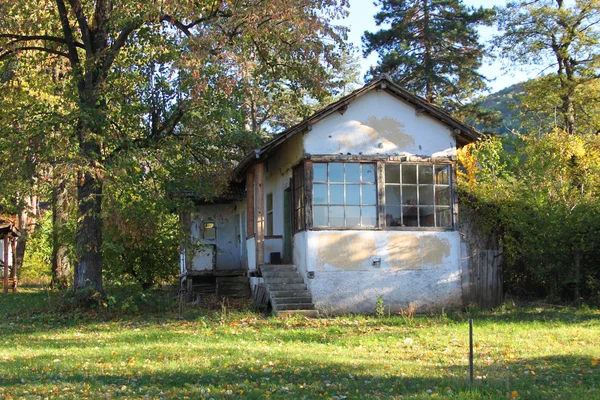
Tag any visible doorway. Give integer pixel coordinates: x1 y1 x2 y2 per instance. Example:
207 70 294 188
283 187 293 263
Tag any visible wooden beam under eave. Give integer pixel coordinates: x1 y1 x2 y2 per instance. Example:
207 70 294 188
247 170 255 238
255 163 265 267
3 237 8 294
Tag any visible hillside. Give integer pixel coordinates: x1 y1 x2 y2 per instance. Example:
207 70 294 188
472 82 525 135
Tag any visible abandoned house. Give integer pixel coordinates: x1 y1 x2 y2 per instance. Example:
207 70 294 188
180 76 502 316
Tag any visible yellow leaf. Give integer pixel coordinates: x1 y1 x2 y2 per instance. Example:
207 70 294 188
510 390 519 398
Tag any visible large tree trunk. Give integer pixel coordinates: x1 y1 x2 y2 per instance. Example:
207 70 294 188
73 170 104 292
15 195 38 270
51 180 71 289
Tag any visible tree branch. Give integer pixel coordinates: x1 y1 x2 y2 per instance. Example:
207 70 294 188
66 0 92 55
0 34 85 49
0 46 69 61
54 0 81 68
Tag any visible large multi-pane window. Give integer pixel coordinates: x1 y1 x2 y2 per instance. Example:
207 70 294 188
384 164 452 228
266 193 274 236
313 162 377 227
293 165 305 231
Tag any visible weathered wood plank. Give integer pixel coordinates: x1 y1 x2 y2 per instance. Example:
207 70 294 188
304 160 313 230
255 163 265 266
246 170 255 238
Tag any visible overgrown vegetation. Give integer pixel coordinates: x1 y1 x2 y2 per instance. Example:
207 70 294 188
459 132 600 306
0 288 599 399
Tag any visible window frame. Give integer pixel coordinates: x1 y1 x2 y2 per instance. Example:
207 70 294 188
292 163 306 233
311 161 378 228
382 162 455 230
266 192 274 236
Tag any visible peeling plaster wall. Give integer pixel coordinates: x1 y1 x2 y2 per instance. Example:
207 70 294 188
303 90 456 158
304 230 463 314
259 133 303 264
293 231 308 277
247 237 256 271
191 204 241 271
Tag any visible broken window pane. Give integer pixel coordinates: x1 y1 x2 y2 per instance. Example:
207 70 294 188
435 186 451 206
436 208 451 228
435 165 449 184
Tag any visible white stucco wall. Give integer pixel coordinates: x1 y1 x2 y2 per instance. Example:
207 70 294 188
303 90 456 158
292 231 308 277
246 237 256 271
304 230 463 314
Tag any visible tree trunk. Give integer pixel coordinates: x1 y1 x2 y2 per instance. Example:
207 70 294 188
73 170 104 292
51 180 71 289
15 195 38 270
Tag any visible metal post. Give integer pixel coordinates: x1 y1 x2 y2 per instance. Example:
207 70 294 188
469 318 474 383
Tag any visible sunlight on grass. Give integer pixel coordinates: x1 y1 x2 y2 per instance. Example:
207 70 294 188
0 288 598 399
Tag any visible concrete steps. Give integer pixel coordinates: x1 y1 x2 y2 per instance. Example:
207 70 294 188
261 264 318 318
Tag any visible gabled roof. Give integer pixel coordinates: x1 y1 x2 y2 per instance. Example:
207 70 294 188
233 76 481 180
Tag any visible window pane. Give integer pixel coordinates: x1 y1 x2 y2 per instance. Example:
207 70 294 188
403 206 418 227
294 166 304 186
402 185 418 205
346 206 361 227
436 208 452 228
420 206 435 227
267 193 273 211
346 163 360 183
435 165 449 185
386 206 401 227
314 184 328 204
402 164 417 184
267 212 273 236
362 164 376 183
362 206 377 227
295 209 304 230
419 165 434 184
346 184 360 205
329 163 344 182
362 184 377 205
329 206 344 227
385 185 401 206
330 184 344 204
314 206 328 227
385 164 400 184
419 185 434 206
314 163 327 182
295 188 303 208
435 186 451 206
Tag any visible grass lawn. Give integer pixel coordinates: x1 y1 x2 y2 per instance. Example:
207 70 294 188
0 287 599 399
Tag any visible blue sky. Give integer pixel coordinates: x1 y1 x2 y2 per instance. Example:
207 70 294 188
341 0 536 94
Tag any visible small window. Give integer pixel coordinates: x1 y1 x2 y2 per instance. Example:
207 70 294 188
385 164 452 228
313 162 377 227
266 193 274 236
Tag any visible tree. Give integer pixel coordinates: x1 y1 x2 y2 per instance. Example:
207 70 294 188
0 0 349 293
494 0 600 134
362 0 494 110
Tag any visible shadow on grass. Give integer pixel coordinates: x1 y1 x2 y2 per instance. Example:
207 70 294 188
0 352 598 399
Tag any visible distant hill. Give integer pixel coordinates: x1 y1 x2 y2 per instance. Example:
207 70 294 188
472 82 525 135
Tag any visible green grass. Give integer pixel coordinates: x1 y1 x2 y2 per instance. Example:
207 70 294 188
0 288 599 399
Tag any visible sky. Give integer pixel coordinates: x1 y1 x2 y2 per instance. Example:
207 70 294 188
341 0 537 94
